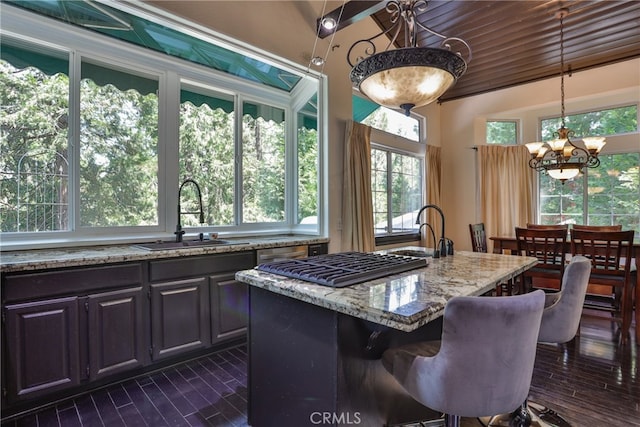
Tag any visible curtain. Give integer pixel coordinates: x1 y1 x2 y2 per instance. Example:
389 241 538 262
478 145 535 250
341 121 375 252
424 145 442 248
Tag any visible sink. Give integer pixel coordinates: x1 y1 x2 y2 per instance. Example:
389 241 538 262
132 239 245 251
388 249 433 259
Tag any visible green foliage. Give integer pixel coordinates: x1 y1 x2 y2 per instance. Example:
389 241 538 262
1 58 320 233
486 121 517 144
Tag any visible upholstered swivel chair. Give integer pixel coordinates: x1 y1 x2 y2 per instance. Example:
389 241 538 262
485 256 592 427
381 290 545 427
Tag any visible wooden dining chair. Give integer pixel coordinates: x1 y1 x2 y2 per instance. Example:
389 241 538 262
572 224 623 232
570 229 636 344
526 223 569 231
470 223 512 296
515 227 568 293
469 223 488 253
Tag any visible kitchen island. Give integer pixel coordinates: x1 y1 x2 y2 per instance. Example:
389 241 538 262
235 248 538 426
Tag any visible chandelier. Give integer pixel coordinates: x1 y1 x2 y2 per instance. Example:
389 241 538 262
525 8 605 183
348 0 471 116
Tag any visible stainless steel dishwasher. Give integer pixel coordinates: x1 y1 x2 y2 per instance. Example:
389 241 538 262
256 245 308 263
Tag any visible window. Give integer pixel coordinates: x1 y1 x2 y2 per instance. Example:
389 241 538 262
538 105 639 238
371 149 423 235
179 87 235 226
1 43 70 232
353 95 420 142
241 101 286 223
1 5 322 248
353 95 425 239
80 61 159 227
539 153 640 234
486 120 517 144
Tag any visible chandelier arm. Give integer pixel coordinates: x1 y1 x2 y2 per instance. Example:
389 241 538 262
347 2 403 67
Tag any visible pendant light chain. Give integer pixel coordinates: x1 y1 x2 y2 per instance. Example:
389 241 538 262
559 11 566 128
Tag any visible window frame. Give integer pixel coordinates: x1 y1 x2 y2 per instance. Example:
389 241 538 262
535 103 640 235
363 106 427 245
0 4 326 250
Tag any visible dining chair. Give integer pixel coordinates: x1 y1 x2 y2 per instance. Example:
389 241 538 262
526 223 569 231
570 229 636 344
572 224 623 232
469 223 488 253
515 227 568 293
381 291 545 427
470 223 512 296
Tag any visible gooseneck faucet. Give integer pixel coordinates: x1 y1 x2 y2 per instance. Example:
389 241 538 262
175 179 205 242
415 204 449 258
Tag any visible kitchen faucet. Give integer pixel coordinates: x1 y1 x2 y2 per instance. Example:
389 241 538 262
415 204 452 258
175 178 205 242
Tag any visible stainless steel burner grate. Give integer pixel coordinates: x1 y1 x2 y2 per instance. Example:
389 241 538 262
256 251 426 287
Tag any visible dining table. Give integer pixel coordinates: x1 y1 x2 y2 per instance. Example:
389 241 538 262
490 235 639 346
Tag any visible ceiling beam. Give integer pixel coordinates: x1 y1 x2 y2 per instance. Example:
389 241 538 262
317 1 385 39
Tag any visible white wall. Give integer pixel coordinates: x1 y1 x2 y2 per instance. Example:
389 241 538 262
438 59 640 250
150 1 640 252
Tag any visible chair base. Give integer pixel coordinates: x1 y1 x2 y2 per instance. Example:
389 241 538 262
479 402 571 427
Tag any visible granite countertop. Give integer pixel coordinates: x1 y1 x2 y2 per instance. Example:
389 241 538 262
235 246 538 332
0 235 329 273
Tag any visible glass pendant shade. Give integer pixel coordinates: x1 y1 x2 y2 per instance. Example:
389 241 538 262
582 137 606 153
349 45 468 116
547 165 581 181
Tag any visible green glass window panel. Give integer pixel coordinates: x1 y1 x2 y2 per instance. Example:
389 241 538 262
353 95 380 122
8 0 302 92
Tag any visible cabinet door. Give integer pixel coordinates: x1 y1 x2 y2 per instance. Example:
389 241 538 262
210 272 248 343
150 278 210 361
4 297 80 403
87 287 147 381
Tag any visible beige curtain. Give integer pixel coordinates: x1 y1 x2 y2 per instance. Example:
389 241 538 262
478 145 535 249
424 145 442 248
341 121 375 252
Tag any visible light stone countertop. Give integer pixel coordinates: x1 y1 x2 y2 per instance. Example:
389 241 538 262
0 235 329 273
235 246 538 332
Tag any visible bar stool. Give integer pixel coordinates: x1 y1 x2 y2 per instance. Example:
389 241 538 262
483 255 592 427
381 290 545 427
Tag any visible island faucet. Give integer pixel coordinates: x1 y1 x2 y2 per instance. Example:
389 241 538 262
415 204 450 258
175 178 205 242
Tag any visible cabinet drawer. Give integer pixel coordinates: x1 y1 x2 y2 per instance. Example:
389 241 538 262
3 263 142 303
149 251 255 282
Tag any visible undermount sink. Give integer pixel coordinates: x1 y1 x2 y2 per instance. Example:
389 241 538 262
132 239 245 251
388 249 433 258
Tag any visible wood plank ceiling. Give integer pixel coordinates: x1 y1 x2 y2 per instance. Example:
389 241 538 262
332 1 640 102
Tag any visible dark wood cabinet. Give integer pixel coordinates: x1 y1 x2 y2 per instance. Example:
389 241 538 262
210 272 248 342
150 278 210 360
86 287 147 381
4 297 81 403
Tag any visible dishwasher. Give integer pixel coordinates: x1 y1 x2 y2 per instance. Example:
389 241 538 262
256 245 309 263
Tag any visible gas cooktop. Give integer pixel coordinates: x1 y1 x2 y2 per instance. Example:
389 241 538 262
256 251 426 288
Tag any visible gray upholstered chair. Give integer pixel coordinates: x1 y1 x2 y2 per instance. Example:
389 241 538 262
486 255 592 426
381 290 546 427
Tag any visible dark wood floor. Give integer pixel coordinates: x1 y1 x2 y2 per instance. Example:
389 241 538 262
2 309 638 427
